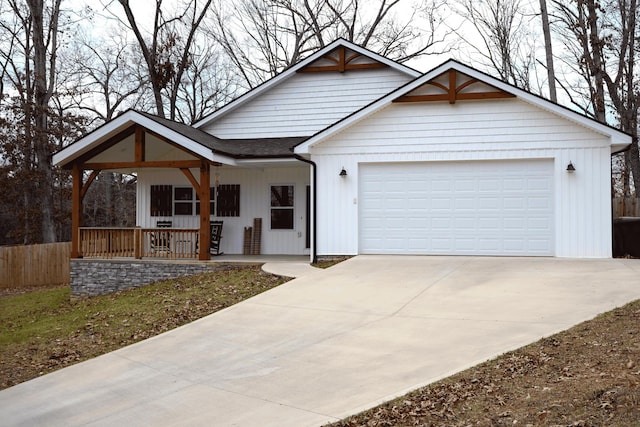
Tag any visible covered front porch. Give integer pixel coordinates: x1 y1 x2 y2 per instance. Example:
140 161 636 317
53 110 313 262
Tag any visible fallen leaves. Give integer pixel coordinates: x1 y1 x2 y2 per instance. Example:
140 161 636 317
0 265 288 390
332 300 640 427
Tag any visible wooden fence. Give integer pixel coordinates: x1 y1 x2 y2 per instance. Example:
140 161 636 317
612 197 640 218
0 242 71 290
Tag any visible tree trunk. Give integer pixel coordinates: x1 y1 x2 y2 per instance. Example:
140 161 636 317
26 0 58 243
539 0 557 102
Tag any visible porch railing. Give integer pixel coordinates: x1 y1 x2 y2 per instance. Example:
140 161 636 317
79 227 200 259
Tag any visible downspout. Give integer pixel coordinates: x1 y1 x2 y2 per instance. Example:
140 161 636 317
294 154 318 264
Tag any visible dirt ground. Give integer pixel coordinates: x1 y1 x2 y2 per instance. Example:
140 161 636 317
331 299 640 427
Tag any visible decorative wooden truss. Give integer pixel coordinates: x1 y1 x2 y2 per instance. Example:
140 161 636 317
394 69 515 104
298 46 388 73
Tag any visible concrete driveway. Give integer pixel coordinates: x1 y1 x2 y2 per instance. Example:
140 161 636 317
2 256 640 426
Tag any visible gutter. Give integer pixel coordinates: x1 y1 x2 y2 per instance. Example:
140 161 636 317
294 154 318 264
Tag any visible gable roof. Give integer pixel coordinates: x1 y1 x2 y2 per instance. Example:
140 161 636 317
52 110 303 168
294 59 632 154
192 38 421 129
138 112 304 158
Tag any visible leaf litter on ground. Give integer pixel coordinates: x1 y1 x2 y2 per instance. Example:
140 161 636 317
0 264 288 389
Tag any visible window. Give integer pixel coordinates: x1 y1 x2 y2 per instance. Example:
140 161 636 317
217 184 240 217
270 185 294 229
150 185 224 217
151 185 172 217
174 187 194 215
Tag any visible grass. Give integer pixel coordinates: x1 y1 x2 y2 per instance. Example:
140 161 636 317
0 265 288 389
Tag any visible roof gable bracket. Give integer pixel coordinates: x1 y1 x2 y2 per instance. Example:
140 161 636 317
298 45 388 73
394 69 515 104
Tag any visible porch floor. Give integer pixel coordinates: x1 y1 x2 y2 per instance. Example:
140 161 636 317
202 254 310 264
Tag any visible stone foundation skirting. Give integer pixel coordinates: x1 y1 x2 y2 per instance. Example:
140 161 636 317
70 259 216 297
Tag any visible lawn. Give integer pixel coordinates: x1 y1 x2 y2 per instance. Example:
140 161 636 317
0 264 288 389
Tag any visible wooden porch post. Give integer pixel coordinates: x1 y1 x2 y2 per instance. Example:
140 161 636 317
71 162 83 258
199 162 211 260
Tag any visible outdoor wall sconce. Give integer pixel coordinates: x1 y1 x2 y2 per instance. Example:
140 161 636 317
566 162 576 173
339 168 347 177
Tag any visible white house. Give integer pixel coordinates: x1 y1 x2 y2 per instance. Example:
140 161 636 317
53 39 631 260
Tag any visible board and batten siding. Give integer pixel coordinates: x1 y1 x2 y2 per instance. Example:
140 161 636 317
137 166 310 255
203 69 414 139
311 98 613 258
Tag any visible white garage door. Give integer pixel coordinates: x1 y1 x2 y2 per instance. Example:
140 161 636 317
359 160 554 256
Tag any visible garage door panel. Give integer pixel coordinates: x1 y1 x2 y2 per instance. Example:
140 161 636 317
457 238 479 251
528 217 552 231
432 238 453 250
528 197 551 209
529 239 552 252
432 198 452 209
503 197 527 209
478 218 500 229
359 160 554 256
504 217 526 230
455 179 476 191
455 198 477 210
432 217 451 230
528 177 552 190
478 178 501 191
503 178 526 191
432 180 452 192
454 217 476 229
504 239 526 251
478 198 501 209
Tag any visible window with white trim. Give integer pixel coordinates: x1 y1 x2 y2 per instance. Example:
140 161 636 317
270 185 294 229
174 187 194 215
151 185 223 216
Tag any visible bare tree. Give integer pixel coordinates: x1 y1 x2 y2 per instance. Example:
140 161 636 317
539 0 557 101
454 0 536 90
0 0 66 243
208 0 453 88
173 43 238 124
66 32 149 123
27 0 61 242
552 0 639 194
111 0 214 120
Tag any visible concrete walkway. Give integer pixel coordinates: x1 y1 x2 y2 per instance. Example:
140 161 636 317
261 260 321 278
2 256 640 427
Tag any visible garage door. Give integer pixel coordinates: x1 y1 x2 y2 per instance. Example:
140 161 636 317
359 160 554 256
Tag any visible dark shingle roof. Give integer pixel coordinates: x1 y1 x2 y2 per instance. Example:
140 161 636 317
139 112 305 158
